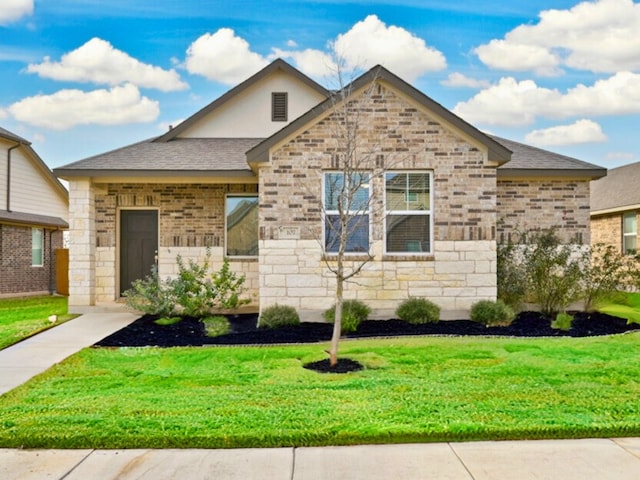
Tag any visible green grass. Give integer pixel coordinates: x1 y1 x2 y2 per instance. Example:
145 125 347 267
0 296 75 350
597 292 640 324
1 333 640 449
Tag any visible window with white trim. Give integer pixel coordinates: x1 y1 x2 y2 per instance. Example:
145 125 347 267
32 228 44 266
324 172 370 253
385 172 432 254
623 212 637 254
226 195 259 257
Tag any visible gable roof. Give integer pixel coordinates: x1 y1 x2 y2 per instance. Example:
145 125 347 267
0 127 69 199
54 138 261 178
247 64 512 166
591 161 640 214
154 59 329 143
492 136 606 179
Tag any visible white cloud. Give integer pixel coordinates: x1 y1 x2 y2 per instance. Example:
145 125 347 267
0 0 33 25
332 15 446 82
525 119 607 146
27 38 187 92
441 72 490 89
272 47 337 79
474 0 640 74
7 84 159 130
607 151 637 162
185 28 269 84
453 71 640 126
0 109 7 120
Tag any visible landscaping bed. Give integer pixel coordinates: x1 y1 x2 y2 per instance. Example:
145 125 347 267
95 311 640 348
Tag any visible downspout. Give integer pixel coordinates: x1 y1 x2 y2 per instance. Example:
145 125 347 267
6 143 21 212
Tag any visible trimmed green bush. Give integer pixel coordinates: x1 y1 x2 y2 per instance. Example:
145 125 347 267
396 297 440 324
154 317 182 326
470 300 515 326
259 304 300 329
552 312 574 331
323 299 371 333
202 316 231 337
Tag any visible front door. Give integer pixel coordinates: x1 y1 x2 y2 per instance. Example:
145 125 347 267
120 210 158 295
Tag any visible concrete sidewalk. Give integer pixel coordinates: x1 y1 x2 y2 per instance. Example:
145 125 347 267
1 313 639 479
0 311 138 395
0 438 639 479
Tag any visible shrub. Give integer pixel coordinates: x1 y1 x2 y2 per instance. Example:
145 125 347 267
497 242 527 312
170 252 216 317
259 304 300 329
202 315 231 337
579 244 640 311
552 312 574 331
470 300 515 326
396 297 440 324
154 317 182 326
323 299 371 333
123 265 176 316
211 259 250 310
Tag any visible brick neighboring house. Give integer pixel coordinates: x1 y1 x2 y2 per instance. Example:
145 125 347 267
591 162 640 253
54 59 605 318
1 127 69 296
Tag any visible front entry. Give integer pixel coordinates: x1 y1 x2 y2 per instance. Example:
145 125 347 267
120 210 158 296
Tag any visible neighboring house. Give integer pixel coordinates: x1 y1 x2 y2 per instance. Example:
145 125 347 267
0 127 69 296
54 59 605 318
591 162 640 253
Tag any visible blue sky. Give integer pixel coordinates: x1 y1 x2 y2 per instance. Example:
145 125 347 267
1 0 639 170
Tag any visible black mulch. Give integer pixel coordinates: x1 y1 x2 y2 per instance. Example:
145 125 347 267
95 311 640 349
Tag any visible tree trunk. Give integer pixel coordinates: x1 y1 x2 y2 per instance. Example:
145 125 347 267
329 277 343 367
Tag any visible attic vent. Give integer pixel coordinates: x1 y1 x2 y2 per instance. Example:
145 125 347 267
272 92 288 122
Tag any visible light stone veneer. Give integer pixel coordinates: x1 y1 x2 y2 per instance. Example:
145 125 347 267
93 245 259 307
68 180 96 307
259 239 496 321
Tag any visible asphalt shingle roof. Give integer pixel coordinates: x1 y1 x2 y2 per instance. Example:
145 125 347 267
55 138 263 177
492 136 606 177
0 210 68 228
591 162 640 213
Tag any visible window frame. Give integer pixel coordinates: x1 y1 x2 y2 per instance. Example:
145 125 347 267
323 171 371 255
32 227 44 267
623 211 637 254
383 171 433 255
225 194 259 258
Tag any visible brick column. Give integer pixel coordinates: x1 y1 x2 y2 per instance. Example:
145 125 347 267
68 179 96 307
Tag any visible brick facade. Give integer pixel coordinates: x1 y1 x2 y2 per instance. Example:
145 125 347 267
591 211 638 251
90 183 259 304
0 223 63 295
258 83 499 318
497 178 591 244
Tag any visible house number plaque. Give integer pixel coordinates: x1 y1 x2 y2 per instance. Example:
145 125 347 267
278 226 300 240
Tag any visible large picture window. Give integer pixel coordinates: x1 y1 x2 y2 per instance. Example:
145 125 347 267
623 212 637 254
226 195 259 257
324 172 370 253
32 228 44 266
385 172 432 254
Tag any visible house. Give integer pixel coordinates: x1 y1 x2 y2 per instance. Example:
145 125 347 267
591 162 640 253
54 59 605 318
0 127 69 296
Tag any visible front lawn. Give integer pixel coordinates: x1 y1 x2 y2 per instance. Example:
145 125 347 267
1 333 639 448
0 296 75 350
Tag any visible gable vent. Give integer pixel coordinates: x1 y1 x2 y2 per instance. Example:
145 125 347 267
272 92 288 122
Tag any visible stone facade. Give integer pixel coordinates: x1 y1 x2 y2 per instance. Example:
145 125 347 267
258 83 499 318
72 182 259 305
0 223 64 296
497 178 591 244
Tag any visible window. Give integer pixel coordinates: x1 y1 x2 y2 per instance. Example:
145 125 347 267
324 172 370 253
623 212 637 254
385 172 432 254
226 195 259 257
271 92 288 122
32 228 44 266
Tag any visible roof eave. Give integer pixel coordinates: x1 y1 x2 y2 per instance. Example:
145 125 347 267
54 169 257 179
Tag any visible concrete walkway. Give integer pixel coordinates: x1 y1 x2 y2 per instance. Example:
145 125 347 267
0 313 639 479
0 439 639 479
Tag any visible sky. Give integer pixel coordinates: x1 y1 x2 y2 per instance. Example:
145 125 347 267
1 0 639 171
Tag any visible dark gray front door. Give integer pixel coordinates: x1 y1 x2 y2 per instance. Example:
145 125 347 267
120 210 158 295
